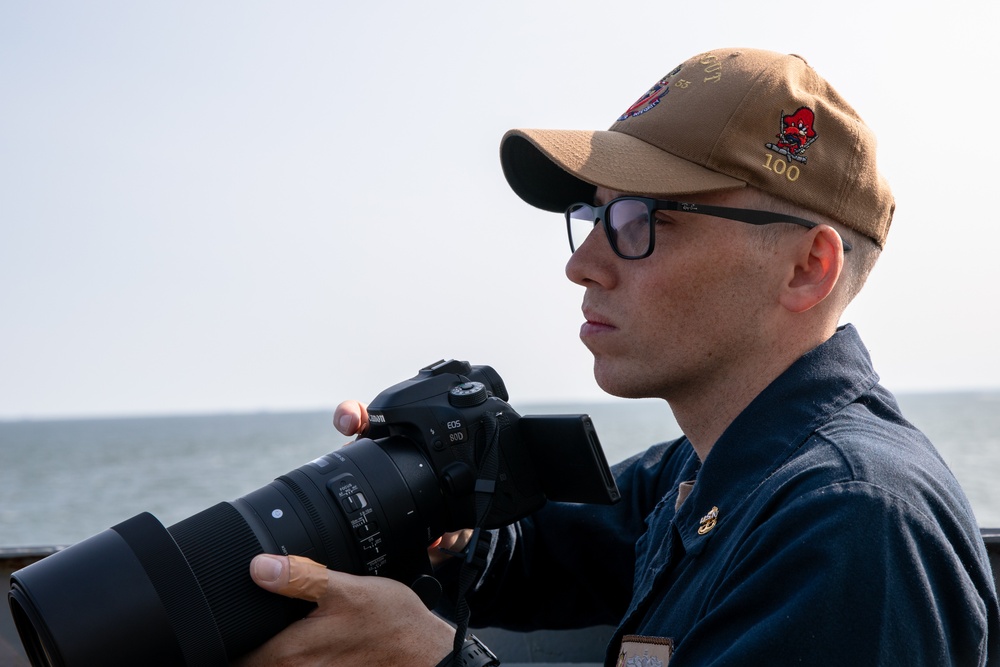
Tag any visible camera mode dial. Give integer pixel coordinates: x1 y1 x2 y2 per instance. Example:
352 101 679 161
449 381 488 407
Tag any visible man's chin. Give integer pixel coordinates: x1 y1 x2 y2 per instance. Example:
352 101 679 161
593 360 654 400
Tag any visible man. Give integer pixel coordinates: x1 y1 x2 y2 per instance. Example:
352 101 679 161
237 48 999 666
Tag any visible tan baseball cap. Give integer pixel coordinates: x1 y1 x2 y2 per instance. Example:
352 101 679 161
500 48 895 247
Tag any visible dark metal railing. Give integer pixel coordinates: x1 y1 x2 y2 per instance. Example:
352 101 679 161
4 531 1000 666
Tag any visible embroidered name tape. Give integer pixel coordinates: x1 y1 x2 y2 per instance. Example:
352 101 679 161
616 634 674 667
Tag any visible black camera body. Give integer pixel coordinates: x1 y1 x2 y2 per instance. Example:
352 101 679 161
9 359 620 667
365 358 569 530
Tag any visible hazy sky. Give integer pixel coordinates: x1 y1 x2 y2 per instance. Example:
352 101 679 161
2 1 998 420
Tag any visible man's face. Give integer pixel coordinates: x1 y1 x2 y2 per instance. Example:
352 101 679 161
565 187 788 402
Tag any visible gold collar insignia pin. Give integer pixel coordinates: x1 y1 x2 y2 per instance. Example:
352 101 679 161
697 506 719 535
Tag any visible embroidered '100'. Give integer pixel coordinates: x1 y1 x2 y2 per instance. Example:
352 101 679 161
763 153 800 181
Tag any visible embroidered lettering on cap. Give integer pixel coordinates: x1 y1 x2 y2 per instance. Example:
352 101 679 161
700 53 722 83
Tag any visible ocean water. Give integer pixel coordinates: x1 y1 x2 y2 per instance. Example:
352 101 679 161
1 393 999 547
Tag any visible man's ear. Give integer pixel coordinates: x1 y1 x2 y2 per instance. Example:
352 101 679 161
778 225 845 313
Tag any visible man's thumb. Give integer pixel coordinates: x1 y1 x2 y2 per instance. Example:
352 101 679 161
250 554 329 602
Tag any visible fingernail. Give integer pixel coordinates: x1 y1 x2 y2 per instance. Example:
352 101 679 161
253 555 283 583
337 414 354 433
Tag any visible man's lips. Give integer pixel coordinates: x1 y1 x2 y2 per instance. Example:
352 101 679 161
580 310 617 336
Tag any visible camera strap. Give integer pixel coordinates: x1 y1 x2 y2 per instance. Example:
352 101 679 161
449 411 502 663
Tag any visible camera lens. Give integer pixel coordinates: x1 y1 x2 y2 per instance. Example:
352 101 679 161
7 436 445 667
9 592 57 667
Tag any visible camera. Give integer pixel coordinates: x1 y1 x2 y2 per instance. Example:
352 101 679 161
8 359 620 666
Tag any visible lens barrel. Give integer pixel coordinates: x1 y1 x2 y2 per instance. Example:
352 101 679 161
8 436 444 666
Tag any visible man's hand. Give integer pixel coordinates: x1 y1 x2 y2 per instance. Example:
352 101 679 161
333 401 474 567
333 400 371 439
233 554 456 667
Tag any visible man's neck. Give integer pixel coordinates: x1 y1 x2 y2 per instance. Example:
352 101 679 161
670 325 835 461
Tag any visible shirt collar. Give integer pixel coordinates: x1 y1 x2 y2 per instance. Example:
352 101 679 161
673 324 881 555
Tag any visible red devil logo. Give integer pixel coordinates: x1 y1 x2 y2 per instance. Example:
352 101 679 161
765 107 817 163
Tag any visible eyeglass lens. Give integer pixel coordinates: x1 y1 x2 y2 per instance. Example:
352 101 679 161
567 199 652 258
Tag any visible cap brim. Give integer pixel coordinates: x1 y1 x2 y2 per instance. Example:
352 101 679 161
500 128 746 212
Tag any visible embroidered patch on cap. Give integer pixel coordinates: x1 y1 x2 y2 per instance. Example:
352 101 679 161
616 634 674 667
617 64 683 121
765 106 818 164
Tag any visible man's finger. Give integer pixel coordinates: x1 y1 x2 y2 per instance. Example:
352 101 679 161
250 554 329 602
333 400 369 436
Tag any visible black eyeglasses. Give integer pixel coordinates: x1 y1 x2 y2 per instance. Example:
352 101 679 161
566 196 851 260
